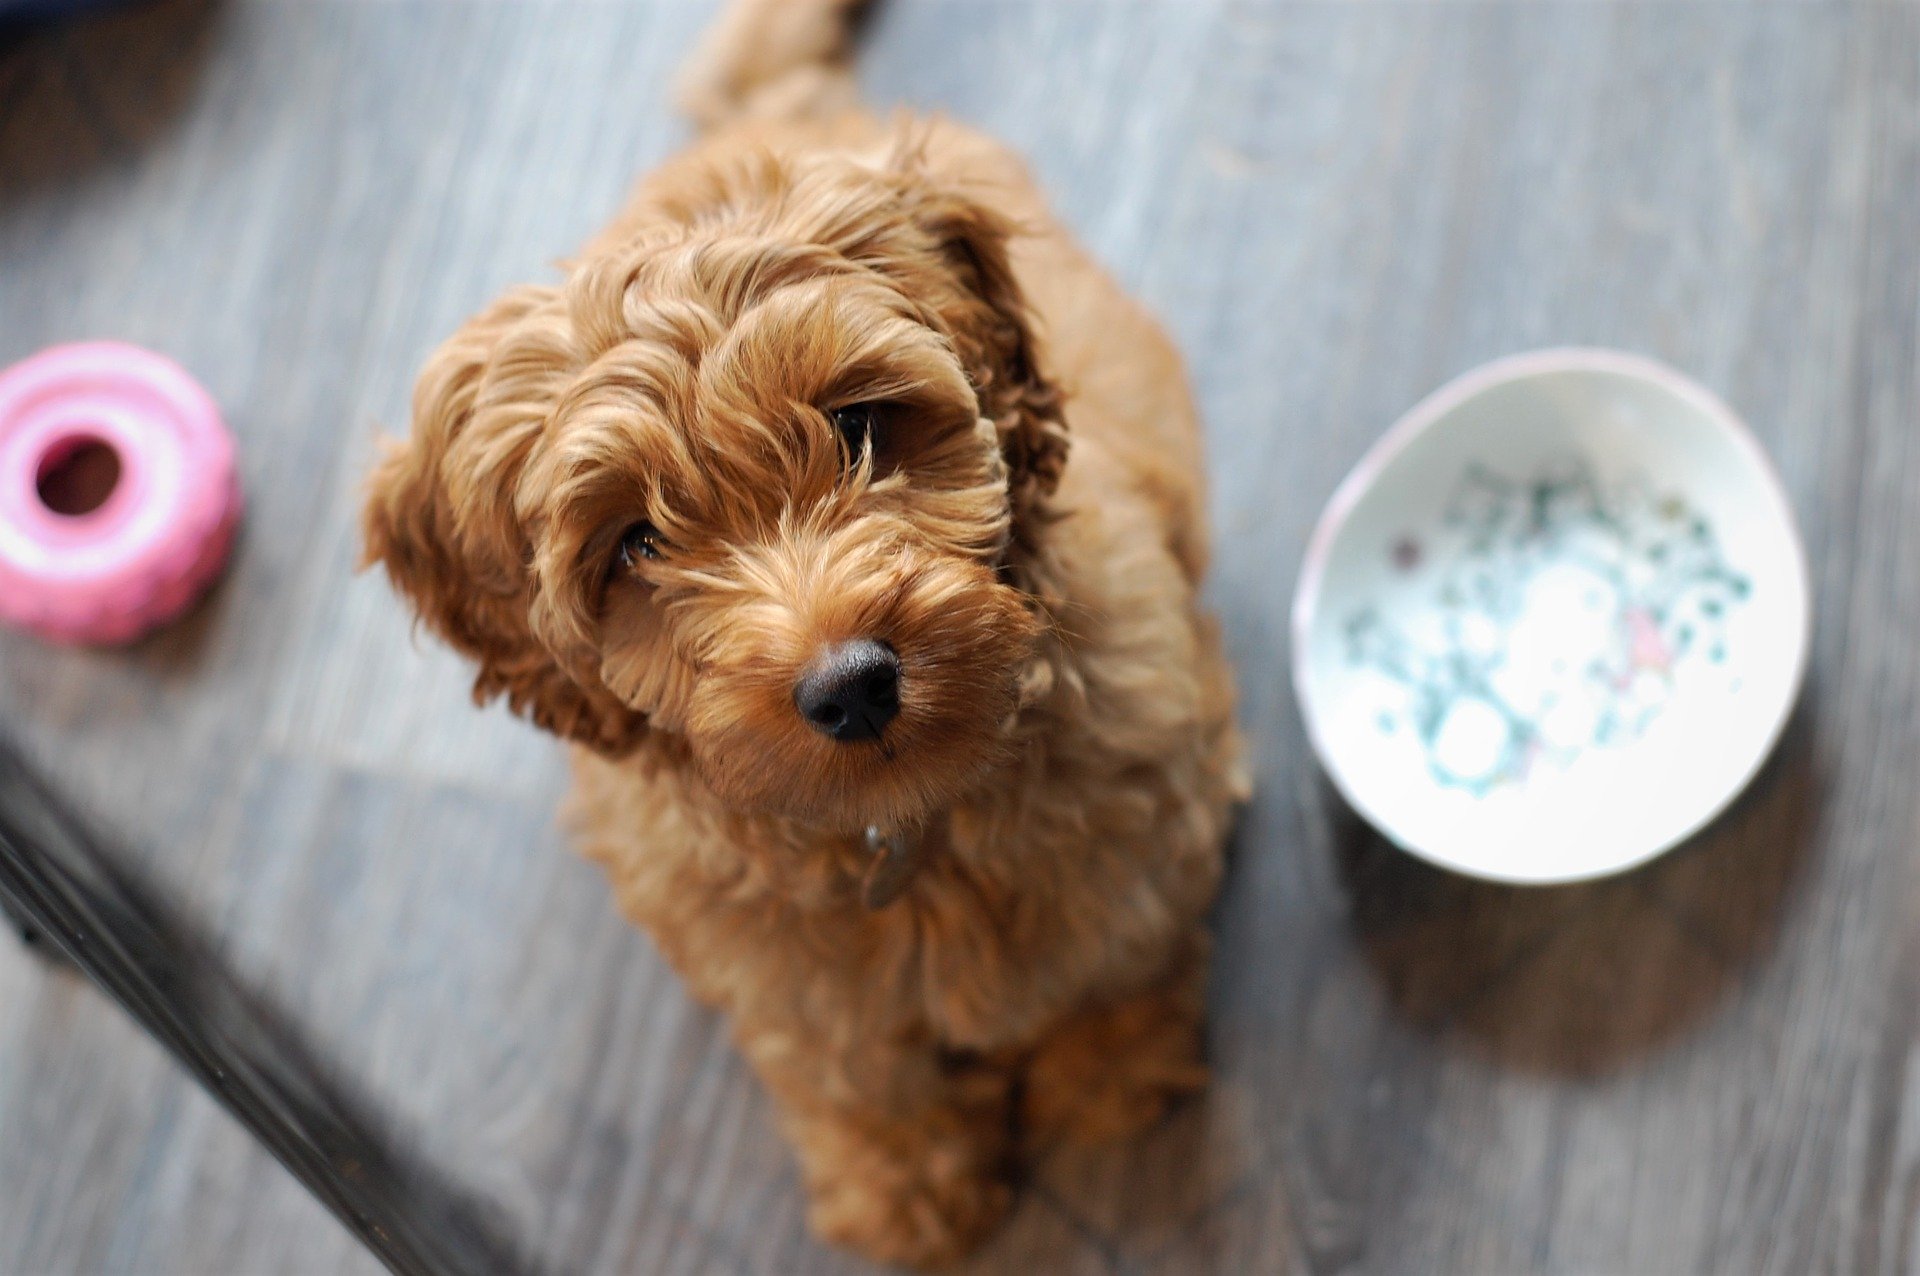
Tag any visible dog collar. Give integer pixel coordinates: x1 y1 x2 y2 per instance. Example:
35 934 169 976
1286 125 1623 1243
861 824 924 909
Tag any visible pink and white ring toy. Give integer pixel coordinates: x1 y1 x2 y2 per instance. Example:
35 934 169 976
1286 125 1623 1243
0 342 240 644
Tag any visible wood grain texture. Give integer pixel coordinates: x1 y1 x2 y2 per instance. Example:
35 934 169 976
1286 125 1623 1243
1 1 1917 1273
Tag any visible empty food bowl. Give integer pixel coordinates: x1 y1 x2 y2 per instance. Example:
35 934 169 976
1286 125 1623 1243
1292 348 1811 884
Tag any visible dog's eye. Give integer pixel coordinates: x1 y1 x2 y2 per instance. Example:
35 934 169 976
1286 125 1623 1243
832 403 883 466
616 520 664 569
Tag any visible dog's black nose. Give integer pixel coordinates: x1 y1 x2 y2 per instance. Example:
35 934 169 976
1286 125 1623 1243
794 640 900 742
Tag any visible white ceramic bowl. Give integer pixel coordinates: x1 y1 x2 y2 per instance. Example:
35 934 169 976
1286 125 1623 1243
1292 348 1811 884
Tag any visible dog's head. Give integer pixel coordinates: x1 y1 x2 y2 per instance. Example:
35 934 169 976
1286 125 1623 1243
362 143 1066 832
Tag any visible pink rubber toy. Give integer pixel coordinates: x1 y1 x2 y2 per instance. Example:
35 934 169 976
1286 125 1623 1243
0 342 240 644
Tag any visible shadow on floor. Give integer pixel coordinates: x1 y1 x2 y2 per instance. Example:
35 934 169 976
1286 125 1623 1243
0 0 224 196
0 733 530 1276
1327 698 1824 1077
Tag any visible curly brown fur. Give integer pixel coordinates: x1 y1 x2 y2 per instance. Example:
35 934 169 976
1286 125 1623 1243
362 1 1246 1265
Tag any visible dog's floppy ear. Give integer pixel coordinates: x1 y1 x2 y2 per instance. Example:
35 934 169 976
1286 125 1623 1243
894 168 1069 547
361 285 648 755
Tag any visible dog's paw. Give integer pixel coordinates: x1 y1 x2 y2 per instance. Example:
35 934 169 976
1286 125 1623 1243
805 1145 1010 1270
1020 983 1208 1149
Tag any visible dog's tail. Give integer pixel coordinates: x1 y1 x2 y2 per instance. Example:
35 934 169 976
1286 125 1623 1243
675 0 873 133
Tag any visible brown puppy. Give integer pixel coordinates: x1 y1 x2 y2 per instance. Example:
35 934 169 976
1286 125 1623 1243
362 0 1246 1265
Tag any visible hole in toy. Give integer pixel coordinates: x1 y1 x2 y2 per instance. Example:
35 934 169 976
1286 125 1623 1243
35 436 122 517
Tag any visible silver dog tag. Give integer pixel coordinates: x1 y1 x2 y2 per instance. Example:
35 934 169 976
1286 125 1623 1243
861 825 920 910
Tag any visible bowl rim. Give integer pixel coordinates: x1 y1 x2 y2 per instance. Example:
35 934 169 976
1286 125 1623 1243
1289 346 1814 885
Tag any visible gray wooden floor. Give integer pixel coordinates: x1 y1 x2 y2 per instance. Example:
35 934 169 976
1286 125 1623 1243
2 1 1917 1272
